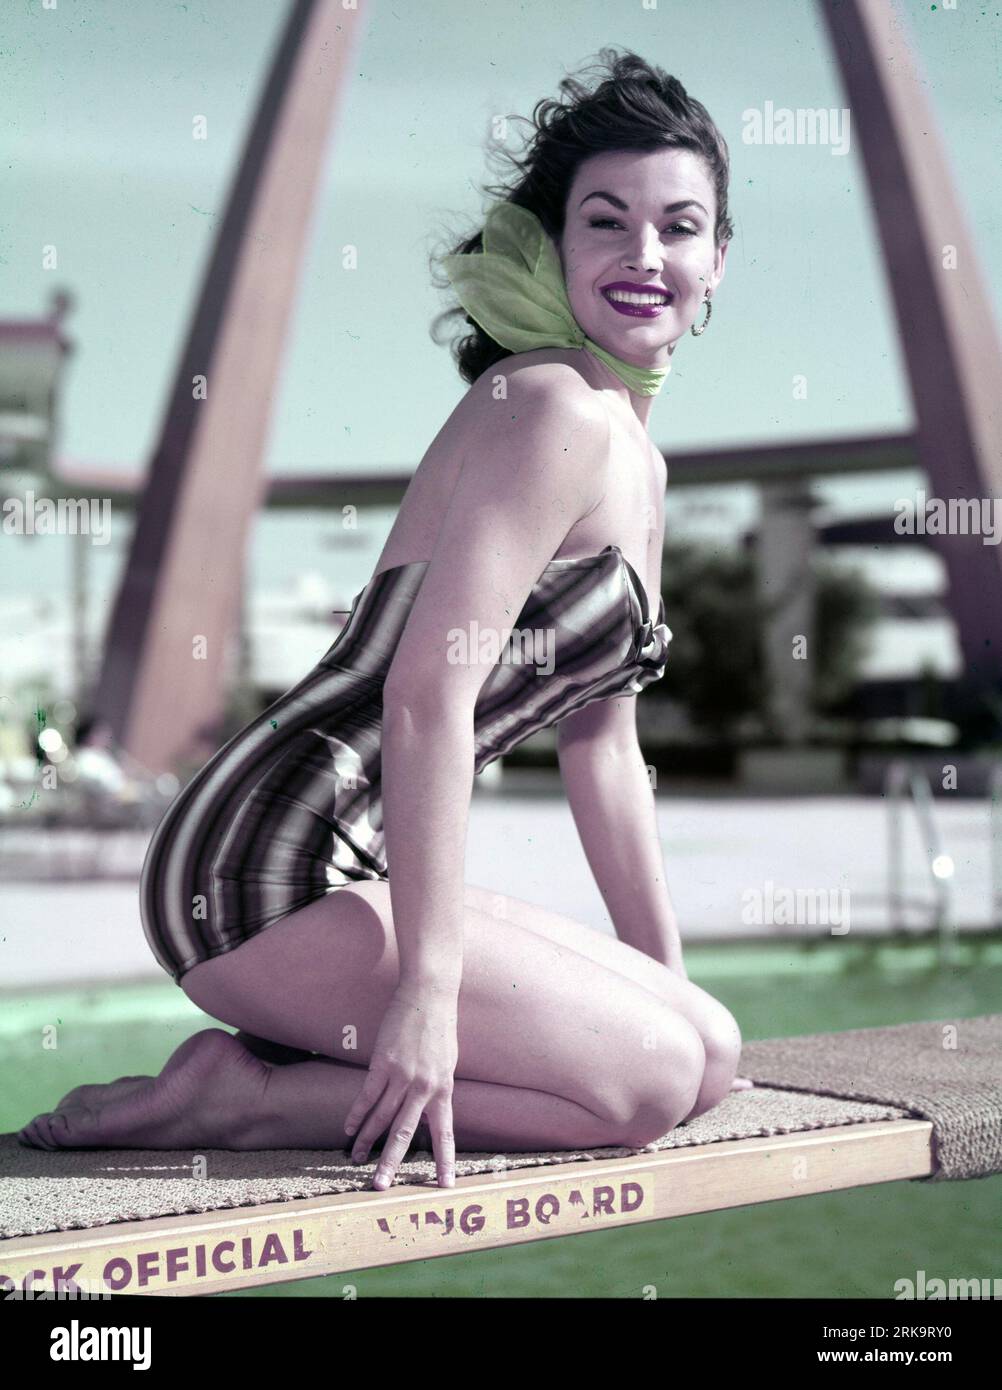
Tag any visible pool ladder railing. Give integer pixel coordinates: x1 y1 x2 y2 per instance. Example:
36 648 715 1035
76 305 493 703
885 758 956 962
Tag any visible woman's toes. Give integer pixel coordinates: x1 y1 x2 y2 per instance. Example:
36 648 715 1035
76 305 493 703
19 1100 107 1149
32 1111 73 1148
42 1111 76 1145
18 1116 57 1149
35 1114 59 1146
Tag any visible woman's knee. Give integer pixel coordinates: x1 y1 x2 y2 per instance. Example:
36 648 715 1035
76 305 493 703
602 1010 707 1147
700 1004 743 1076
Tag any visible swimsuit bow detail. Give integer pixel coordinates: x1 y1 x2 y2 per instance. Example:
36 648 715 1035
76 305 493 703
638 615 673 666
626 608 673 692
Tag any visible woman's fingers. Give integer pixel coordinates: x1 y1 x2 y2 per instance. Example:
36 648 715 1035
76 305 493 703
348 1085 455 1190
371 1095 430 1191
343 1066 389 1143
425 1093 456 1187
350 1081 406 1164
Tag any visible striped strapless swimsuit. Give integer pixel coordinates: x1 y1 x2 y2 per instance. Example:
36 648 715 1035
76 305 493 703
139 543 672 983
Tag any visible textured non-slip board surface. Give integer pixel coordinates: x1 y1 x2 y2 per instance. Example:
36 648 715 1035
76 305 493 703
0 1087 907 1239
740 1013 1002 1181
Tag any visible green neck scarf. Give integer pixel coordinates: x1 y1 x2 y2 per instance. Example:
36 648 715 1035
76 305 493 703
439 201 672 397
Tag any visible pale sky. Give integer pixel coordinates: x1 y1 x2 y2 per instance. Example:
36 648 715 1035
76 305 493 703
3 0 1000 476
2 0 1000 626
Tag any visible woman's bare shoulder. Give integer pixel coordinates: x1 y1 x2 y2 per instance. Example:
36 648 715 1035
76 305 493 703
457 353 612 495
376 353 606 572
457 348 606 421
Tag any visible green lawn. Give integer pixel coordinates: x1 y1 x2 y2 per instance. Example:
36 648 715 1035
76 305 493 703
3 935 1000 1298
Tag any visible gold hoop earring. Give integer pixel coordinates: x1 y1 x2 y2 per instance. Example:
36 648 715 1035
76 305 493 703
690 292 712 337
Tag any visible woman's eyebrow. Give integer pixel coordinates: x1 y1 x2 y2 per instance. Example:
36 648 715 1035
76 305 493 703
579 190 708 216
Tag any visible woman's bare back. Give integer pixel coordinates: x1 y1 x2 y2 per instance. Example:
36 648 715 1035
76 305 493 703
372 347 666 617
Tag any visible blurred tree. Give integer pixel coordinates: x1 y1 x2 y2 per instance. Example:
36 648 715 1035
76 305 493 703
658 541 765 741
657 541 880 742
810 558 883 713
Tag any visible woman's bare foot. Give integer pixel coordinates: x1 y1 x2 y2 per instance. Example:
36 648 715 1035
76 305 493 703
54 1076 154 1112
17 1029 271 1151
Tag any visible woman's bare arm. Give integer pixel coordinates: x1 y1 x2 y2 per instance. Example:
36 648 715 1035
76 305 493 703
380 364 612 995
556 693 687 976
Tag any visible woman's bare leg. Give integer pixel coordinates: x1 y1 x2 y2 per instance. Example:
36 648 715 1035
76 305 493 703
232 885 745 1122
458 883 744 1120
226 1032 668 1149
20 1029 656 1155
19 882 706 1154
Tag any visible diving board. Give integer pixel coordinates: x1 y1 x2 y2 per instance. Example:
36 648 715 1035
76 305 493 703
0 1118 933 1297
3 1012 998 1296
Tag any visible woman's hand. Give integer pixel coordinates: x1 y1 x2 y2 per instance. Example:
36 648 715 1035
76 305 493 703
343 982 460 1190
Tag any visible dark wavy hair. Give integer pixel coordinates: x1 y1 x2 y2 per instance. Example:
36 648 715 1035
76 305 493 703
429 47 734 388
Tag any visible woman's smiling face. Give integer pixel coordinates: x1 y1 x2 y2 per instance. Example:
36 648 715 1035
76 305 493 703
557 147 728 367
